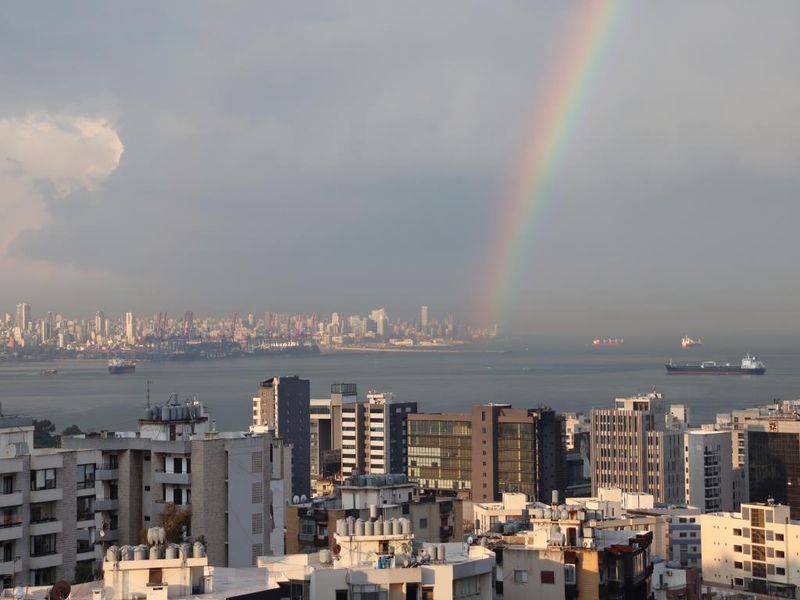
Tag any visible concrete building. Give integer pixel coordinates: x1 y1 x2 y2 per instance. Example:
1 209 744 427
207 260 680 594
341 392 417 477
285 473 463 555
684 430 734 512
701 501 798 598
591 390 684 503
309 383 355 483
260 519 495 600
254 376 310 499
62 397 280 568
125 312 136 345
0 414 103 586
407 404 566 503
490 517 655 600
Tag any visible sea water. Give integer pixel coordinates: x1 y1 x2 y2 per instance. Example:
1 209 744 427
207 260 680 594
0 339 797 434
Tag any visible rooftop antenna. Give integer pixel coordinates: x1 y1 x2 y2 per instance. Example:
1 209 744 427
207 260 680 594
146 380 151 408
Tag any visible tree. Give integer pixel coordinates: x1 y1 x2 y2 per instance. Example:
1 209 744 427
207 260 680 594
158 503 192 544
62 424 83 436
32 419 58 448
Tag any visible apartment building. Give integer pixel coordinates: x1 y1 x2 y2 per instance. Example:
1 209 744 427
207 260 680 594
701 501 798 598
407 404 566 503
0 415 103 586
62 398 281 568
684 430 734 512
591 390 684 503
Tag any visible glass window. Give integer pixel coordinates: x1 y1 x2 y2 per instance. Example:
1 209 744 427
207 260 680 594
77 464 95 490
31 469 57 491
514 570 528 583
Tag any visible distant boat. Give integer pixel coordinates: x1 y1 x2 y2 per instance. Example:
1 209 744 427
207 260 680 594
666 353 765 375
108 358 136 375
592 338 624 347
39 368 58 375
681 336 704 348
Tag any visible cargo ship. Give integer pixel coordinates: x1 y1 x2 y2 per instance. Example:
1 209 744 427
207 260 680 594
665 353 765 375
681 336 703 348
592 338 624 347
108 358 136 374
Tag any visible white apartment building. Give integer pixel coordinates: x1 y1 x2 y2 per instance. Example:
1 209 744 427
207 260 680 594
591 391 684 503
684 430 734 512
341 392 416 477
701 501 797 598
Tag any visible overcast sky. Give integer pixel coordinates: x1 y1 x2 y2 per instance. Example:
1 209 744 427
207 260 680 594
1 2 798 338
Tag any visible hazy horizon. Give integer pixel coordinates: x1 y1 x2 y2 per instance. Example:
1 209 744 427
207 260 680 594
2 2 799 338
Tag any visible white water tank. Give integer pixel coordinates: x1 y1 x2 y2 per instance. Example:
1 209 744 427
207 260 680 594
438 545 446 562
365 520 374 537
165 544 178 559
193 542 205 558
134 545 147 560
374 520 383 536
336 519 348 536
355 519 365 537
400 518 410 534
106 546 119 562
369 504 379 520
149 545 161 560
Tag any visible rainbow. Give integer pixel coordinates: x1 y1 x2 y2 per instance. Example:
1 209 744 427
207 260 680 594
477 1 629 328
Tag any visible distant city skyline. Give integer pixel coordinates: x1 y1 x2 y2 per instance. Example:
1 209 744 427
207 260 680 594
2 4 799 337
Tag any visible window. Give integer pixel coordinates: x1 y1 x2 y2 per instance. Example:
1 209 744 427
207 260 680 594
453 576 479 598
31 534 57 557
776 533 785 541
734 545 742 553
565 564 577 584
252 482 263 504
77 464 95 489
351 584 388 600
734 561 743 569
777 550 785 558
541 571 555 584
77 497 94 521
419 518 428 529
777 567 786 576
514 570 528 583
252 513 263 535
31 469 57 491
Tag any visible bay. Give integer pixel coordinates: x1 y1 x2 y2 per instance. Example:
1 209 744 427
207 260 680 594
0 342 797 434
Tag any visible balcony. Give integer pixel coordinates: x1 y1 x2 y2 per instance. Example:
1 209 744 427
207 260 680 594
0 491 22 508
96 466 119 481
0 559 21 576
96 498 119 511
154 470 191 485
0 521 23 541
99 528 119 543
30 519 62 536
29 552 62 570
440 526 454 540
30 487 63 503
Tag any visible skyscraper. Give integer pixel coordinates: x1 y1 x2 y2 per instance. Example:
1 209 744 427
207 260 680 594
125 312 136 345
254 376 310 499
15 302 30 330
420 305 429 331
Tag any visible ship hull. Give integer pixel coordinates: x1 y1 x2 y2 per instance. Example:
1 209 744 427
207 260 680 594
108 365 136 374
665 365 765 375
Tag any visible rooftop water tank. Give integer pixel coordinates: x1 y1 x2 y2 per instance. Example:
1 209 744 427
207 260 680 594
134 545 147 561
355 519 365 537
438 545 446 562
193 542 205 558
365 520 374 537
106 546 119 562
149 546 161 560
165 544 178 560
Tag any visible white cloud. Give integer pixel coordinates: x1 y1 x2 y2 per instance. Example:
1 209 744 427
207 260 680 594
0 114 123 254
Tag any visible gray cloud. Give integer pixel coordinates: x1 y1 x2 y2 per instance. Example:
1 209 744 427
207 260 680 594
1 2 799 339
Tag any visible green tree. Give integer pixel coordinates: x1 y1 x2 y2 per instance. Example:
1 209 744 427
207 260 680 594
158 503 192 544
62 424 83 436
32 419 58 448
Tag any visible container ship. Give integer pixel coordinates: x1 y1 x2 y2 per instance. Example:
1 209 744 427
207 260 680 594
108 358 136 374
665 354 765 375
681 336 704 348
592 338 624 347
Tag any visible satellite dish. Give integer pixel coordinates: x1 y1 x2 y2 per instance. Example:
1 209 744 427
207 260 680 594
292 495 300 504
50 581 71 600
331 543 341 556
300 494 308 503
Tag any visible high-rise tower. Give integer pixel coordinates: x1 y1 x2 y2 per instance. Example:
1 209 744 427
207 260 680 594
254 376 310 499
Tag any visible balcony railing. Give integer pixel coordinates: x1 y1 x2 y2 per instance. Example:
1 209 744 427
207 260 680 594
95 498 119 511
154 470 191 486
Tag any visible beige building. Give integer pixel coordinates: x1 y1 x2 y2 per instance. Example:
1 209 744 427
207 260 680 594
701 501 798 598
591 390 684 503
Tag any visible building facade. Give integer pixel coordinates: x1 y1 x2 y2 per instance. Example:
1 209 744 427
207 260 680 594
254 375 310 499
407 404 566 503
591 391 684 503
